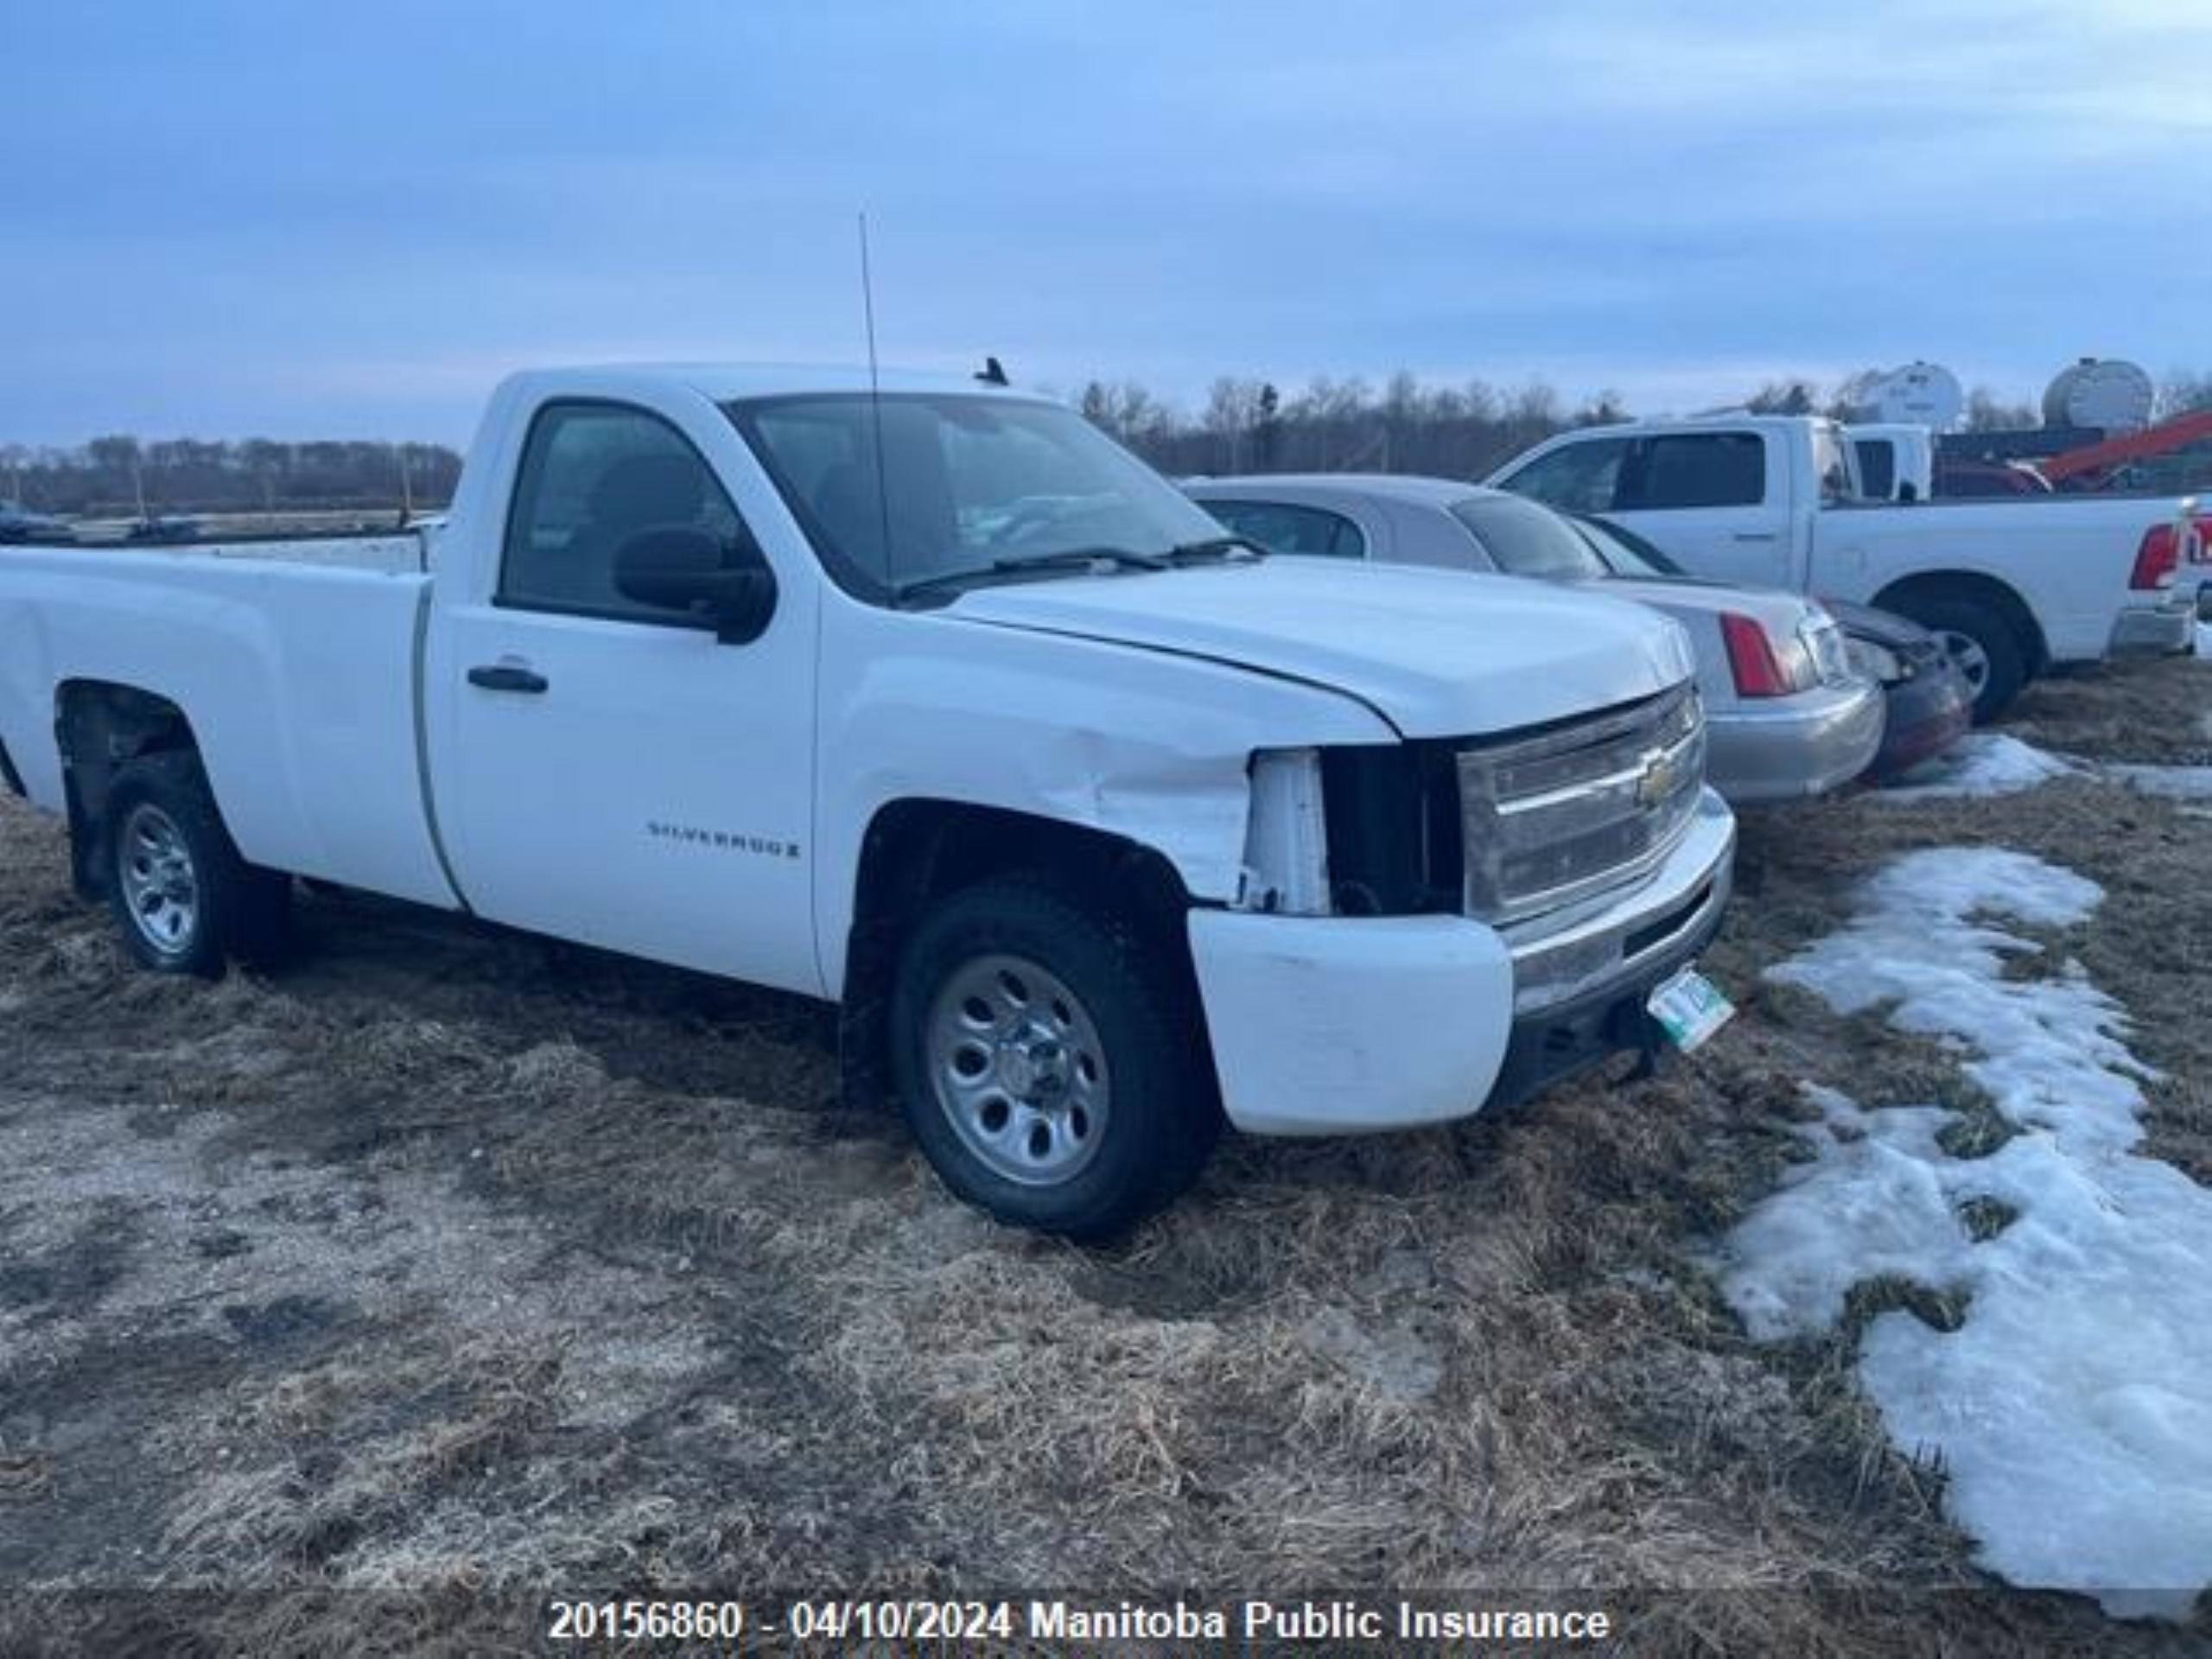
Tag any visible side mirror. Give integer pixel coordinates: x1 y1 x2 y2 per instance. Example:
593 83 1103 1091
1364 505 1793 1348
613 526 777 645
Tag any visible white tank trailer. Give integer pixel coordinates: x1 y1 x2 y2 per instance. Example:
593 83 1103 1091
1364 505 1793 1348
2042 358 2156 435
1859 361 1965 429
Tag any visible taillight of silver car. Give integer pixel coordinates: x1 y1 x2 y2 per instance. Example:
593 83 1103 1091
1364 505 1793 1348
1719 612 1815 697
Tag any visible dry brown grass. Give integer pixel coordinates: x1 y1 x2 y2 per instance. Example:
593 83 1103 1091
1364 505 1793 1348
0 652 2207 1654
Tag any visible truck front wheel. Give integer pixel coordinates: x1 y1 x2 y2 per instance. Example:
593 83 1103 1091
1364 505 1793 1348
104 753 291 977
889 875 1218 1238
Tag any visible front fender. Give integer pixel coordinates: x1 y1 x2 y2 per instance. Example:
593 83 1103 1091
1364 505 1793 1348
812 602 1396 992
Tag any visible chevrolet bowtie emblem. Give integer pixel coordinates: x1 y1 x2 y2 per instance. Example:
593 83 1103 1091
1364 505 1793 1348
1634 750 1678 809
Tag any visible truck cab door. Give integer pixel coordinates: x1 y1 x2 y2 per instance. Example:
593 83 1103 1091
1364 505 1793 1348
1606 429 1793 588
424 397 823 996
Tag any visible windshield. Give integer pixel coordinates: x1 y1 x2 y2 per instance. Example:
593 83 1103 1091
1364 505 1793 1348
724 392 1230 602
1447 494 1611 580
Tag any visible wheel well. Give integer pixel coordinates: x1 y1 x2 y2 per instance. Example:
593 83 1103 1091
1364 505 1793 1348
836 800 1202 1112
53 681 203 898
1872 572 2048 673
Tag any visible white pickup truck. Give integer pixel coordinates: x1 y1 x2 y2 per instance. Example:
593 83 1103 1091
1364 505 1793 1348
1488 414 2199 719
0 365 1737 1236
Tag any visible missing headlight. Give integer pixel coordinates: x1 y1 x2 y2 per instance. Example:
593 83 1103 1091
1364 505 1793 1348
1319 743 1463 917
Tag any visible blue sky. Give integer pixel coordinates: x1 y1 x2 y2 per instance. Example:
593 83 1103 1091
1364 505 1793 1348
4 0 2204 443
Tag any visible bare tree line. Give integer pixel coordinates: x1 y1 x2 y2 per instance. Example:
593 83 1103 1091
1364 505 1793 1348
1074 365 2212 479
0 436 463 516
5 366 2206 513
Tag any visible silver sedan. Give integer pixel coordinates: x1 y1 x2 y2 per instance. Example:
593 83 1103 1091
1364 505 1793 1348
1187 474 1885 804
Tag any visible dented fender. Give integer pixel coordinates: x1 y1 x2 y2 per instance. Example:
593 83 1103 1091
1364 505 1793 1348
811 597 1395 992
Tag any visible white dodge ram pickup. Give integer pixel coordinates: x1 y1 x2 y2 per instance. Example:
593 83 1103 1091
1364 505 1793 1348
0 365 1735 1235
1489 413 2198 720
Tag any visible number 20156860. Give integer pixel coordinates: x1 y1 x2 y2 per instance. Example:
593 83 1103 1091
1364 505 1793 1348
546 1599 748 1642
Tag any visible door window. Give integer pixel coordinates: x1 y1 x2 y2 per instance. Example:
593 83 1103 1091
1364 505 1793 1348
1623 433 1767 510
1496 436 1629 514
501 403 760 623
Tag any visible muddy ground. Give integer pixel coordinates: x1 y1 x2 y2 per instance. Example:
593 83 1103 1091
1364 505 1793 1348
1 655 2206 1656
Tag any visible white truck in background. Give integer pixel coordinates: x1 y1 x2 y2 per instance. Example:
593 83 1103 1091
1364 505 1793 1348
1852 421 2211 623
1489 414 2201 719
0 364 1737 1236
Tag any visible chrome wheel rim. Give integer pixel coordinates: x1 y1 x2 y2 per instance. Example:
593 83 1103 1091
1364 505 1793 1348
1935 629 1990 696
118 803 200 956
925 952 1109 1187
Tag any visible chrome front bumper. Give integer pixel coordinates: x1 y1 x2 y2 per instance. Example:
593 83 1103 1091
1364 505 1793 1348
1185 789 1738 1137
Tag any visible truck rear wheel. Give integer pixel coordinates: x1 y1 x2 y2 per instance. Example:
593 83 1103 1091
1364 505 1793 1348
105 753 291 977
889 875 1218 1238
1891 594 2029 723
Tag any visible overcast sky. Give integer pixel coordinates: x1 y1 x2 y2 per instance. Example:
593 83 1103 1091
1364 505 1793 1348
5 0 2204 444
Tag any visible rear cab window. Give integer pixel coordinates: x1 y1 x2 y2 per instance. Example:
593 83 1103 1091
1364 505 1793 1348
1199 499 1367 558
1447 495 1610 580
1853 438 1895 499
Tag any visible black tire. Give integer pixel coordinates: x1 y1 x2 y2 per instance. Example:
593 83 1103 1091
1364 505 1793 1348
1891 594 2030 723
104 752 291 977
888 875 1220 1239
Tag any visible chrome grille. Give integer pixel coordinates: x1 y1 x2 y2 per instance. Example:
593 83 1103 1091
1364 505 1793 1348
1458 683 1706 925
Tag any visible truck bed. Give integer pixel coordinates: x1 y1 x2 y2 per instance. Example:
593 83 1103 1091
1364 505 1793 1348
0 535 457 908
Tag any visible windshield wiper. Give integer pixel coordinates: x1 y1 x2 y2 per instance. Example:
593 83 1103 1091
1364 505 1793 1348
994 546 1173 575
893 546 1171 604
1166 534 1268 564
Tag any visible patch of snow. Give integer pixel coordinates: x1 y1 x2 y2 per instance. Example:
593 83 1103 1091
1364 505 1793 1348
2107 764 2212 802
1768 849 2146 1157
2195 618 2211 657
1878 733 2076 800
1719 849 2212 1620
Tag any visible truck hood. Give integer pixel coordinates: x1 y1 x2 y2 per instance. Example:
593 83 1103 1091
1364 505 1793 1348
946 559 1696 738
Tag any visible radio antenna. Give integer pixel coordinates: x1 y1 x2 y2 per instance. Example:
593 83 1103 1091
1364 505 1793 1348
858 211 894 585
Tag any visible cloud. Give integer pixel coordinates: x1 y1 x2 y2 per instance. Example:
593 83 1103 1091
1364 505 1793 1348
2 1 2204 438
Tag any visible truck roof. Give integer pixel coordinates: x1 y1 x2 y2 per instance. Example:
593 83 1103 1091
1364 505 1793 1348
1564 412 1843 440
497 362 1051 404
